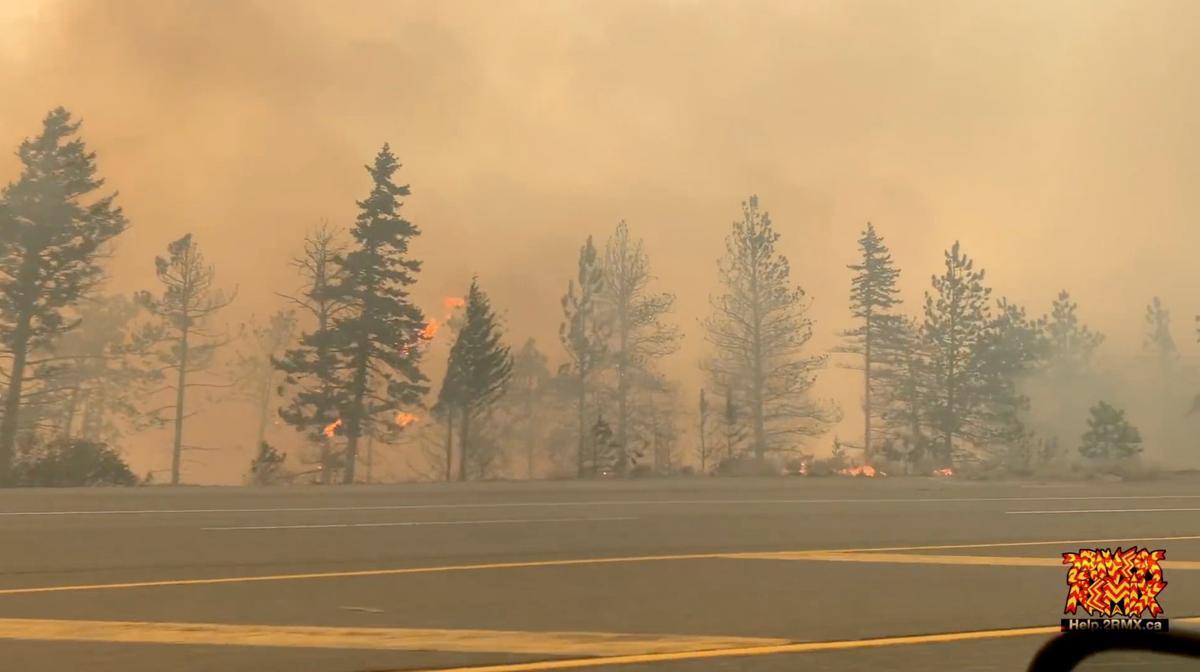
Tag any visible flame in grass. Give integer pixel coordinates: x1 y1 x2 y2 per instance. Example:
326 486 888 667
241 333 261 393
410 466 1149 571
322 418 343 438
837 464 883 477
932 467 954 477
395 412 419 429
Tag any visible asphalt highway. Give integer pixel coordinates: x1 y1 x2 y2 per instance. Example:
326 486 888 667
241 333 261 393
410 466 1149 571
0 476 1198 671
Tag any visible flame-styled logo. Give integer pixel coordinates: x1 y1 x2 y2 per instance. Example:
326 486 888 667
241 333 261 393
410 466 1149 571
1062 547 1167 617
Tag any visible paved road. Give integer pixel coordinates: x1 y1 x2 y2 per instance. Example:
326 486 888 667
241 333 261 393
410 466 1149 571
0 476 1198 671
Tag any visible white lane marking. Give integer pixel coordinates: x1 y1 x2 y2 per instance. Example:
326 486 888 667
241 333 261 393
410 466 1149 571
1008 507 1200 515
202 516 639 531
743 534 1200 553
7 494 1200 517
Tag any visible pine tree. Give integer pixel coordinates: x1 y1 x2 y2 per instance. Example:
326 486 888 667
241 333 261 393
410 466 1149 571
838 222 903 463
1044 290 1104 377
0 108 128 482
138 234 236 485
600 220 681 474
702 195 833 461
1079 401 1142 460
1144 296 1177 372
877 317 932 471
443 277 513 481
1142 296 1182 450
324 145 429 484
430 298 471 481
921 241 992 466
975 298 1046 451
560 235 609 477
509 338 550 479
274 223 352 484
433 344 461 482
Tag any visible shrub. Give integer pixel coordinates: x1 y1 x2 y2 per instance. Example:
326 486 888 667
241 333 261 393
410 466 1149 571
13 438 137 487
1079 401 1142 460
247 441 288 486
715 456 779 476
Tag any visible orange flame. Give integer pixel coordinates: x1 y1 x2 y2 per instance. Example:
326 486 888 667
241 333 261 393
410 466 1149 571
837 464 882 477
403 297 467 356
420 318 440 341
932 467 954 477
395 412 419 428
322 419 343 438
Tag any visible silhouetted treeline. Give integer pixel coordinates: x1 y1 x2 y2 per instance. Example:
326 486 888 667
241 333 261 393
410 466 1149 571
1 108 1197 486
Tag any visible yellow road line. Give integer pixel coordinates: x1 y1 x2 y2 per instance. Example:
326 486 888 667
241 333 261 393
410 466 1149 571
2 534 1197 596
404 618 1200 672
0 553 720 596
727 551 1200 569
0 618 788 656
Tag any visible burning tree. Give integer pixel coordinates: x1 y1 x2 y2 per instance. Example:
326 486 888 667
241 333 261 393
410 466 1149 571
560 235 609 477
0 108 129 483
138 233 236 485
702 195 834 462
321 145 428 484
275 223 351 483
439 277 512 481
837 222 903 463
600 220 681 474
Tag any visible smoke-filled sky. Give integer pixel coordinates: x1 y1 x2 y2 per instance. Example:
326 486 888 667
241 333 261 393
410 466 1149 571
2 0 1199 481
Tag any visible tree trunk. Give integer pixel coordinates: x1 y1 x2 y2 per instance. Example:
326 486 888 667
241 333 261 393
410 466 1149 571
863 307 873 463
458 406 471 482
316 306 332 486
81 388 101 439
344 343 370 485
525 392 536 480
749 269 766 461
443 411 454 482
944 355 956 468
0 311 32 483
171 326 190 486
319 437 332 485
576 373 587 478
615 307 629 475
60 383 83 440
698 395 708 474
365 432 374 484
255 374 272 450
